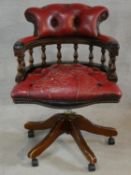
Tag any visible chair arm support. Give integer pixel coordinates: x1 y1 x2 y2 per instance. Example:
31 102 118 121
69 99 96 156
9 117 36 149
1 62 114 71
96 34 120 82
97 34 120 53
13 36 38 83
13 35 38 56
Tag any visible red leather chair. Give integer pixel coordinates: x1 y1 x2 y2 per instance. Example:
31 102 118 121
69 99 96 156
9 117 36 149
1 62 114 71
11 3 122 171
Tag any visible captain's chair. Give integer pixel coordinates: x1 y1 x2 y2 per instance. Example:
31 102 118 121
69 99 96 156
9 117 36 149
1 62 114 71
11 3 122 171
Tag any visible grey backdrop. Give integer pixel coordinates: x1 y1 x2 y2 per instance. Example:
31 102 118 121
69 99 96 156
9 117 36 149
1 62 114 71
0 0 131 175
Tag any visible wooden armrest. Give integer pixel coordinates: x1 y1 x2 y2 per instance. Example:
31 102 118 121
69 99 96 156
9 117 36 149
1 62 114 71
14 35 38 55
97 34 120 52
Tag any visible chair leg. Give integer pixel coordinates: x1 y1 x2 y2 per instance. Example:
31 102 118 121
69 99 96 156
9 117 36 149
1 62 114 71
75 115 118 137
27 119 64 160
70 122 97 165
24 114 61 130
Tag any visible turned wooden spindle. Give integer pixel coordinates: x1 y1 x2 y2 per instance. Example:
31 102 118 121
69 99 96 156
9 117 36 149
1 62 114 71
108 48 118 81
41 45 46 65
29 49 34 67
16 54 25 81
89 45 94 64
57 44 62 64
101 47 106 67
74 44 78 63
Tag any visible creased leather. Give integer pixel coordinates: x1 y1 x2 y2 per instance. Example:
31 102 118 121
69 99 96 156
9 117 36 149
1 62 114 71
11 64 122 101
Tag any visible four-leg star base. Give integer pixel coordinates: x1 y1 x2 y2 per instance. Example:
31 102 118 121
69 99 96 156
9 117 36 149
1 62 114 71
24 113 118 171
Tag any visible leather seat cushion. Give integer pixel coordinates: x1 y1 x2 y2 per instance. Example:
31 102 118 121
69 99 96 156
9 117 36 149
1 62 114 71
11 64 122 102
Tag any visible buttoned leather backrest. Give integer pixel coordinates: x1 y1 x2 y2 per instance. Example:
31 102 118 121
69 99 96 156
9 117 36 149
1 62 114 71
25 3 108 38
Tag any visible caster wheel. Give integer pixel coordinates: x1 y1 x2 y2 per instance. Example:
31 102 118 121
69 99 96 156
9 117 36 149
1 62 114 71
108 137 115 145
28 130 35 138
88 163 96 172
32 158 38 167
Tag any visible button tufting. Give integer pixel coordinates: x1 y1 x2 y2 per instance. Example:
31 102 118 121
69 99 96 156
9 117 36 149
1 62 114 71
73 16 80 29
29 83 33 87
50 16 59 28
97 82 103 87
25 4 109 37
88 72 94 76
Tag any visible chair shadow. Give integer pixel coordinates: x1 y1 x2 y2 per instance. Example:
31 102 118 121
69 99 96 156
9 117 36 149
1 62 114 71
40 137 89 172
0 130 90 172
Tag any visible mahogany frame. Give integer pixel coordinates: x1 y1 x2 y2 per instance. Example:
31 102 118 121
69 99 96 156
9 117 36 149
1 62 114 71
13 35 120 171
